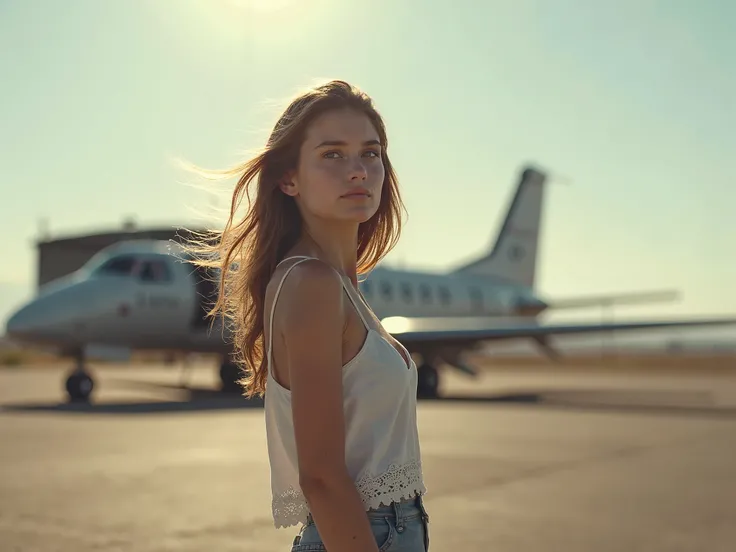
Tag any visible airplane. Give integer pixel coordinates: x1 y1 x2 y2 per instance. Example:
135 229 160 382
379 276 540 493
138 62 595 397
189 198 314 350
5 165 736 402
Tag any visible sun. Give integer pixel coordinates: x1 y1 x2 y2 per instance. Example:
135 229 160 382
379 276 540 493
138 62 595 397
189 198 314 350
228 0 295 12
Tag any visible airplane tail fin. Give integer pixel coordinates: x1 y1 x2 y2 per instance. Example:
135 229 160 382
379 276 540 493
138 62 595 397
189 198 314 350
452 166 546 289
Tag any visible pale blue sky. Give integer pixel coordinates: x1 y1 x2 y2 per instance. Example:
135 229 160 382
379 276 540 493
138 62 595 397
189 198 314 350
1 0 735 341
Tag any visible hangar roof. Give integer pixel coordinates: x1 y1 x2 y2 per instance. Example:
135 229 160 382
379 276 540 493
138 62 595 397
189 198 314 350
36 225 208 249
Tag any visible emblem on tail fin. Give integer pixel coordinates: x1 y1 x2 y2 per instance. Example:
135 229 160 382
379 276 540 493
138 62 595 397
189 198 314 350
508 245 526 261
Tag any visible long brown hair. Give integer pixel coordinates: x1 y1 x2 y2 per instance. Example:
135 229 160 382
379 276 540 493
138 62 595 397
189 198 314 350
183 80 406 398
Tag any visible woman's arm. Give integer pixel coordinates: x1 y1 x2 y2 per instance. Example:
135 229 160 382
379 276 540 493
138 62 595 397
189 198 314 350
280 261 379 552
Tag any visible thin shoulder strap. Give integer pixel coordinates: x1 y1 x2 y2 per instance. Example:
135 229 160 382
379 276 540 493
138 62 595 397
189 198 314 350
266 256 316 369
265 256 370 371
339 277 371 330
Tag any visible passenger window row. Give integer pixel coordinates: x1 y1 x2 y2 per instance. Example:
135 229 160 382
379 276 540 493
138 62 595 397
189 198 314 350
360 280 484 308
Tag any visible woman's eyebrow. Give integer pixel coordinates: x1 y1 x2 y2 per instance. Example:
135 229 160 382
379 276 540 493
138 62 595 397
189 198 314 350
314 139 381 149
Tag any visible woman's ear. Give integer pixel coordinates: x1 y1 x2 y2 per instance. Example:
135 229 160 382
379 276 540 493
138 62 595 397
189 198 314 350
278 170 299 197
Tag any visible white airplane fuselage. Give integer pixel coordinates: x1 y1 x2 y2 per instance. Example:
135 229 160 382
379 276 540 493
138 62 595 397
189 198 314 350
6 165 736 403
6 165 552 370
5 248 546 357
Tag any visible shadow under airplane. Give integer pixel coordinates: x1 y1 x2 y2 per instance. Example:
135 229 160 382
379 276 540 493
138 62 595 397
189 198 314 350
2 378 735 420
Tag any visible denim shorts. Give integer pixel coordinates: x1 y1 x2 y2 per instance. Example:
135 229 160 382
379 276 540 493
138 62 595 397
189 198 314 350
290 494 430 551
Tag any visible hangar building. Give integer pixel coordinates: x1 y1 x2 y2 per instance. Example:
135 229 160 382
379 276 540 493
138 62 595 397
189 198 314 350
36 224 206 288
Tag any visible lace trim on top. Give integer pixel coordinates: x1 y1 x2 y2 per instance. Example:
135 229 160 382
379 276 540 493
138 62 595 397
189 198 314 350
271 460 426 528
272 487 309 529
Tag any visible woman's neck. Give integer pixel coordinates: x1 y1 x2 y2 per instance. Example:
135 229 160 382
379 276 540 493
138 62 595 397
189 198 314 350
298 222 360 285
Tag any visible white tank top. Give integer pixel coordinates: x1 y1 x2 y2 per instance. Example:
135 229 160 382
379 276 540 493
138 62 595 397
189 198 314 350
264 256 426 528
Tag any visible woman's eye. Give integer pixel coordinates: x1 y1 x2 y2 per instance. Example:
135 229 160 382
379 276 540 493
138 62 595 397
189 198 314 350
322 150 380 159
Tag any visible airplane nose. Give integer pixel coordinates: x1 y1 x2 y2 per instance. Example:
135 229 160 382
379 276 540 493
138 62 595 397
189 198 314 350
4 284 97 343
6 303 42 339
5 279 130 345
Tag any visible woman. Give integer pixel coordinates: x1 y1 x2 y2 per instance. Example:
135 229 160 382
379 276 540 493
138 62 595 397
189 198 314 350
187 80 428 551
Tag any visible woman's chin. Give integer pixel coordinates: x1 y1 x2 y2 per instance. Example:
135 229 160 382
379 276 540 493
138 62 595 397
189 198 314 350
335 205 380 225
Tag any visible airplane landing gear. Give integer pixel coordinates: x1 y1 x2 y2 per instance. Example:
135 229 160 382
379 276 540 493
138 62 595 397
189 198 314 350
65 353 94 402
417 363 439 399
219 358 241 394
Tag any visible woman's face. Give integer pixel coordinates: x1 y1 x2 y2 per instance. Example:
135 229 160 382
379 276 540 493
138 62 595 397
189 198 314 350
282 107 385 224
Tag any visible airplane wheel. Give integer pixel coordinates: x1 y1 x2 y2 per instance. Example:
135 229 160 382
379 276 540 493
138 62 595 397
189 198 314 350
417 363 439 399
65 370 94 402
219 360 241 394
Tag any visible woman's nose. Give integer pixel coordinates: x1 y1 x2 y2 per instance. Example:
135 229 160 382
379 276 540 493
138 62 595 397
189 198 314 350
348 159 368 180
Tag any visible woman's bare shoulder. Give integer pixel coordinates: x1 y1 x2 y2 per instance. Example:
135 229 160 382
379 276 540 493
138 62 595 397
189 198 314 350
270 258 345 332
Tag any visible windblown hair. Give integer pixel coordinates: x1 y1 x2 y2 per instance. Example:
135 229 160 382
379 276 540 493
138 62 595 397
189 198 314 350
184 80 405 398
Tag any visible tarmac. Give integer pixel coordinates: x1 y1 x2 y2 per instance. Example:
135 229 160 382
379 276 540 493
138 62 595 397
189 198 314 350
1 360 735 551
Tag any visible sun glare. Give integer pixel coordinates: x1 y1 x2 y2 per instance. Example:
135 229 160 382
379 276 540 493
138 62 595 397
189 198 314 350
229 0 295 12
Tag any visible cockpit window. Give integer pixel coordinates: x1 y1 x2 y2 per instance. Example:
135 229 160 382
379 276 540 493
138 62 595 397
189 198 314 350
139 260 172 283
96 256 137 276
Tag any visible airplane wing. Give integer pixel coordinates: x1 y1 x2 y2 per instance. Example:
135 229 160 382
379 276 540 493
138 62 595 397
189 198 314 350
547 289 680 309
383 315 736 346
